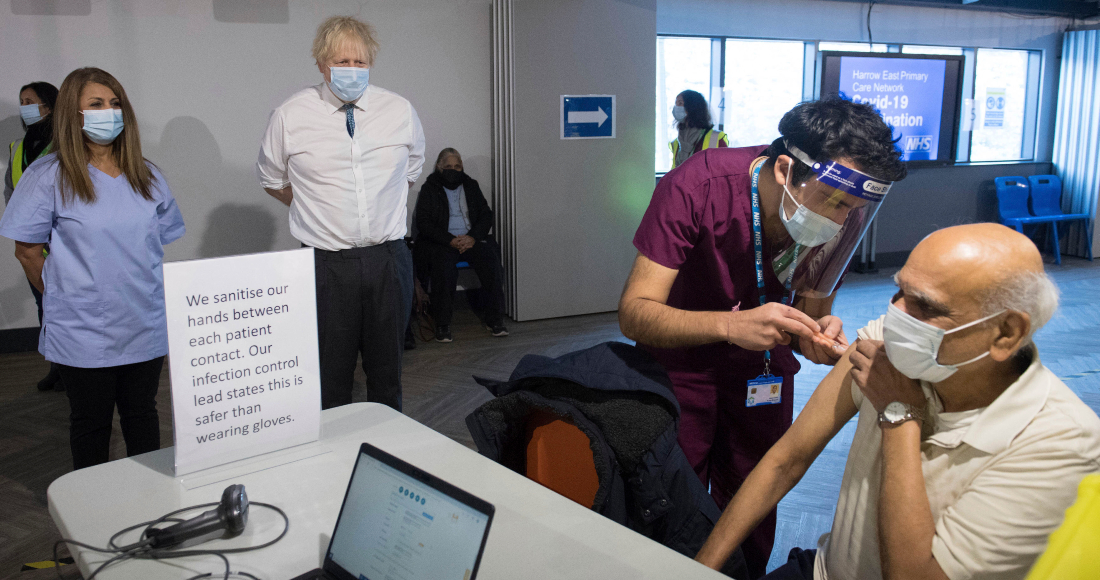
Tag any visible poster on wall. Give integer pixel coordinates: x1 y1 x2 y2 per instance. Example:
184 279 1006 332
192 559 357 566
838 56 947 162
163 248 321 476
820 52 963 165
984 88 1006 128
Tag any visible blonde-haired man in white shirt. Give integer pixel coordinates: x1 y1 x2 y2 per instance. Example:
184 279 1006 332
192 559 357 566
695 223 1100 580
257 16 425 411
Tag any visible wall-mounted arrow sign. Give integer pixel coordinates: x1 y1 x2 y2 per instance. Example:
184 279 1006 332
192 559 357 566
567 107 609 127
561 95 615 139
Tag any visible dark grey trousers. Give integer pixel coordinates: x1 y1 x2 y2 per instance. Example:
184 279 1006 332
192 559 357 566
313 241 413 411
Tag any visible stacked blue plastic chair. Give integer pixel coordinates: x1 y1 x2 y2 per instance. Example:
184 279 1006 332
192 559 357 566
1028 175 1093 263
994 176 1061 263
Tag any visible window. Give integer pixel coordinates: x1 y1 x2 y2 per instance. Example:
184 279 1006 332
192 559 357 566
818 41 890 53
970 48 1034 162
723 39 805 148
902 45 964 56
656 36 1042 171
656 37 712 173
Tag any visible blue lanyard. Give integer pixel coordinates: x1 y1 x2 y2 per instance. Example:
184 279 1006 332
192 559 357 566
750 160 799 373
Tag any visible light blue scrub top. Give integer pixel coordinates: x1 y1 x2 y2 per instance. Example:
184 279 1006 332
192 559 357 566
0 154 185 368
445 185 470 236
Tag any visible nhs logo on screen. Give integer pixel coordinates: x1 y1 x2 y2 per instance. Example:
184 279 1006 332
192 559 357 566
903 135 934 152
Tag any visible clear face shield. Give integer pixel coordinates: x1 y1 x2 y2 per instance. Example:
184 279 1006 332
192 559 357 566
771 143 894 298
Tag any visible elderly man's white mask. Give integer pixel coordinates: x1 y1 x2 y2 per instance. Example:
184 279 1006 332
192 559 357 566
882 303 1005 383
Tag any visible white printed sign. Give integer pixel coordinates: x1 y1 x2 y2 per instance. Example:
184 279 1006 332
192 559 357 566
164 248 321 475
984 88 1006 128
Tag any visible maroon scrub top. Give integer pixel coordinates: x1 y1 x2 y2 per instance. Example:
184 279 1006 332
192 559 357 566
634 144 800 380
634 145 804 576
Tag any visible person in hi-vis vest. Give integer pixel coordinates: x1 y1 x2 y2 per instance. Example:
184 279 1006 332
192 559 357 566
669 89 727 170
5 81 63 392
6 82 57 202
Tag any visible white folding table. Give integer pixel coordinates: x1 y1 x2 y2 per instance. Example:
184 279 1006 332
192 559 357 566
48 403 726 579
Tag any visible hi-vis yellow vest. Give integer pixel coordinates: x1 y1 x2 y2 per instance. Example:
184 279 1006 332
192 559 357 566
9 138 52 188
1025 474 1100 580
669 129 727 169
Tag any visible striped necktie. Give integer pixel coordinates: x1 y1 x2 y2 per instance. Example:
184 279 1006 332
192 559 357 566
340 103 355 138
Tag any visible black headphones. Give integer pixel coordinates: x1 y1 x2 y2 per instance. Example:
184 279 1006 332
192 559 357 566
147 484 249 549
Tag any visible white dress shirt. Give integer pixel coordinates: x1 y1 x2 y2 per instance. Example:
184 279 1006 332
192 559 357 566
257 83 425 251
815 316 1100 580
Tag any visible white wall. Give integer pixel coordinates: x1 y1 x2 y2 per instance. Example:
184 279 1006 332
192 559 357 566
0 0 490 331
510 0 657 320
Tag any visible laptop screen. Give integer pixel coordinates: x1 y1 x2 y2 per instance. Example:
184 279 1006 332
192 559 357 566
327 449 492 580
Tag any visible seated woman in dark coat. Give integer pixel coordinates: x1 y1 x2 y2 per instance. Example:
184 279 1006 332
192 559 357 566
414 148 507 342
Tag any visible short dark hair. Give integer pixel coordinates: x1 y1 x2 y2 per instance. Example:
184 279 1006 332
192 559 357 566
676 89 713 132
20 81 59 112
764 96 908 185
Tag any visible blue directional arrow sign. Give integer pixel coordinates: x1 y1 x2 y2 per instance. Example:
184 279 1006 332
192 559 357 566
561 95 615 139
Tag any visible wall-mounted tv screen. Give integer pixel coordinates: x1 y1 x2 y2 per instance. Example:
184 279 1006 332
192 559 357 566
819 52 964 166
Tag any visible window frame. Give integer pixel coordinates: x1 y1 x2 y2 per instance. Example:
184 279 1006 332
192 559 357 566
655 34 1044 175
964 47 1043 164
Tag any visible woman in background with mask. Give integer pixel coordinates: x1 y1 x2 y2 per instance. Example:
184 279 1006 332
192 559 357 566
0 67 185 470
6 81 63 392
669 89 728 170
413 148 507 343
5 82 57 204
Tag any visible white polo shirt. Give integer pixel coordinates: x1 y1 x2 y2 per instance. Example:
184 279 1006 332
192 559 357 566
257 83 425 251
816 316 1100 580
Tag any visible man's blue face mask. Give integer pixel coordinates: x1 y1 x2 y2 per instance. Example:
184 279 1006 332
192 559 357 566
327 67 370 102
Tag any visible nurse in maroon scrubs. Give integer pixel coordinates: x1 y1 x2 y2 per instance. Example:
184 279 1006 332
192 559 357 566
619 97 908 578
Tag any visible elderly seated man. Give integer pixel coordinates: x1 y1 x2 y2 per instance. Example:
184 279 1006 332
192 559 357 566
695 223 1100 580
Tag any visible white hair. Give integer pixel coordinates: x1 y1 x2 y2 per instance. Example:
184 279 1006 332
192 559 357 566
981 270 1060 343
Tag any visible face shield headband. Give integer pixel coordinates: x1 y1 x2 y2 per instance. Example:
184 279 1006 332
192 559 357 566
770 142 895 298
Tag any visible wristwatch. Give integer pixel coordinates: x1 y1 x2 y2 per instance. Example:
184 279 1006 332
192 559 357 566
878 401 923 426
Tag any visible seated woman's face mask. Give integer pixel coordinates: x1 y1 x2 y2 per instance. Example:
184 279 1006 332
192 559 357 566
440 169 464 189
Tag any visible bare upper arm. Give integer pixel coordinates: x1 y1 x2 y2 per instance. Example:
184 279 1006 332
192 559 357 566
773 343 860 467
619 252 679 309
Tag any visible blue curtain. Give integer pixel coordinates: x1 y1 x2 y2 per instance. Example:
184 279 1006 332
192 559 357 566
1052 29 1100 258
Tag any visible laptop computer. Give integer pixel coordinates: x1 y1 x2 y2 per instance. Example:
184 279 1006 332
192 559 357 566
291 442 495 580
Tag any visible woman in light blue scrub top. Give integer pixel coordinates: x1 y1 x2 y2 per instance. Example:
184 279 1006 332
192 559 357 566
0 67 185 470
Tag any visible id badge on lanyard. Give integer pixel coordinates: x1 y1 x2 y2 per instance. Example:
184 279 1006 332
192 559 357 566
747 374 783 407
746 159 797 408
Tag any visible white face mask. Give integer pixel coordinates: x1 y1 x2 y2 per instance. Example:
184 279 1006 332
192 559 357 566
779 164 842 248
883 302 1005 383
672 105 686 123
